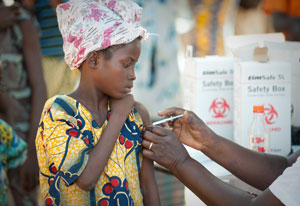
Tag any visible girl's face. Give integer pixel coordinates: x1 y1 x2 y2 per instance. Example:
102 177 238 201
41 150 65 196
92 39 141 99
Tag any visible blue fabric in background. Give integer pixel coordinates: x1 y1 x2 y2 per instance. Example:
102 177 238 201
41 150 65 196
35 0 65 59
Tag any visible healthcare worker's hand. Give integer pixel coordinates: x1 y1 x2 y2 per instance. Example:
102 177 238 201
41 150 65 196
142 126 190 172
157 107 218 151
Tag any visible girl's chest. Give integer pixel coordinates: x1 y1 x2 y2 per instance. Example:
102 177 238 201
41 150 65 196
90 118 142 150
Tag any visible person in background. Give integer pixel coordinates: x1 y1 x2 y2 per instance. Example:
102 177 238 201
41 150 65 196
0 119 28 205
262 0 300 41
0 60 28 206
22 0 80 98
0 1 47 205
234 0 274 35
182 0 238 57
35 0 160 205
142 107 300 206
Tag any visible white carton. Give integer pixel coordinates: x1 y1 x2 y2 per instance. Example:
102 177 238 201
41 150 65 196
234 61 291 156
268 42 300 127
225 33 285 51
232 41 300 127
183 56 234 140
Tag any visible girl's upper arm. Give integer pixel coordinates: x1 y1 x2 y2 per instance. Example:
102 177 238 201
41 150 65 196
134 102 161 205
36 99 90 187
134 101 151 126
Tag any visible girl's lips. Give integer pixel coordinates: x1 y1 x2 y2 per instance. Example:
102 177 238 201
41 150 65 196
125 87 132 93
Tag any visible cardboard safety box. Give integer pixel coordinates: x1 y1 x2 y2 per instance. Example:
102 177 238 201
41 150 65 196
183 55 234 141
233 43 292 156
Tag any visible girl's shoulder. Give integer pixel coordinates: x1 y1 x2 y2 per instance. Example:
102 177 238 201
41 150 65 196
45 94 77 111
132 101 151 131
42 95 79 122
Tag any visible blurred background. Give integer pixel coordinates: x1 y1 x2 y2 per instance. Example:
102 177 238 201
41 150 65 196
0 0 299 205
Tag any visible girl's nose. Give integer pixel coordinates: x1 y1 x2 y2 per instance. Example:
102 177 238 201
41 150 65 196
128 69 136 80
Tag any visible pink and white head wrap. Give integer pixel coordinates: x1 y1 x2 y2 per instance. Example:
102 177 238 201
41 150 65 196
56 0 148 70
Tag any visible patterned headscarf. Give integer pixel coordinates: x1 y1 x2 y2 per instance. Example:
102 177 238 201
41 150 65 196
56 0 148 70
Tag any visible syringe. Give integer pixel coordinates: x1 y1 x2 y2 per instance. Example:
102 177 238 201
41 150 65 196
152 114 184 126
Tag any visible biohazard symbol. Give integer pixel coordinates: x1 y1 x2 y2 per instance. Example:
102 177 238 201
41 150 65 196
209 97 230 118
264 104 278 125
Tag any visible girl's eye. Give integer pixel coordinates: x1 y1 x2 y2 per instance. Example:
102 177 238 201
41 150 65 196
122 58 134 68
123 63 130 68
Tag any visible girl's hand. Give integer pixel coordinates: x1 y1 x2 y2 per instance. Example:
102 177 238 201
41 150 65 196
110 94 135 119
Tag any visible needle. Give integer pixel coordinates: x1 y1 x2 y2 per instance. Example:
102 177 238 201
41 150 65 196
152 114 184 126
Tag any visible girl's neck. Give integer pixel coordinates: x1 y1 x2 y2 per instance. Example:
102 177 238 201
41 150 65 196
68 81 108 114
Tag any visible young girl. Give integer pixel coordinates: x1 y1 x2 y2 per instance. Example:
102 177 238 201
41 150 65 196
35 0 160 205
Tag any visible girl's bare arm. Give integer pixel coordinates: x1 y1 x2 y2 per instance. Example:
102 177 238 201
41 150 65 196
135 102 160 206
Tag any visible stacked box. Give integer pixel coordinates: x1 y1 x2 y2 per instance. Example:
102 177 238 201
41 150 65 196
234 61 291 156
183 56 234 140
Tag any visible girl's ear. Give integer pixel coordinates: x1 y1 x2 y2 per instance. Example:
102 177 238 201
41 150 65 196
87 51 101 68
